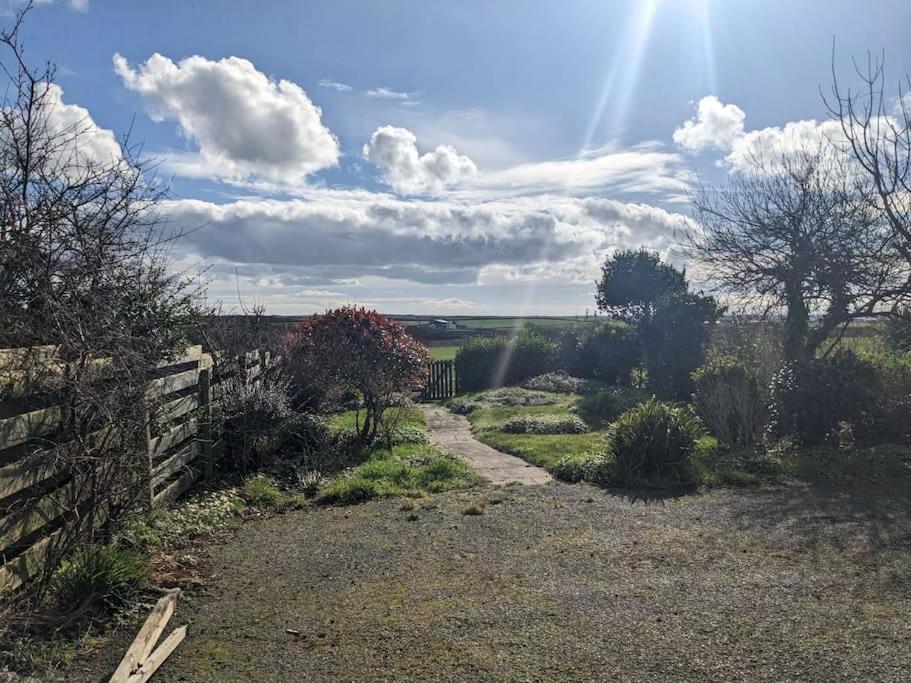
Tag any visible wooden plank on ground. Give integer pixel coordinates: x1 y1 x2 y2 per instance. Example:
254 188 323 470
110 590 180 682
128 625 186 682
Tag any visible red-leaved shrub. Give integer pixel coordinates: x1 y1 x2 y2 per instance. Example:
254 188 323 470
280 307 430 444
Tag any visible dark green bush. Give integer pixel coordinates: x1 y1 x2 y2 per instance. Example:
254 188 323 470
769 351 882 446
571 324 641 384
455 331 558 391
51 545 147 618
692 356 767 448
576 386 651 426
553 453 600 482
884 306 911 353
220 374 293 474
608 399 702 486
500 415 589 434
641 293 721 399
856 351 911 444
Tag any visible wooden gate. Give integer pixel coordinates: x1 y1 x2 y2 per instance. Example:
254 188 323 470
422 359 456 400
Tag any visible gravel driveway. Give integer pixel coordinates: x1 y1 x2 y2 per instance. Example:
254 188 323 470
78 480 910 681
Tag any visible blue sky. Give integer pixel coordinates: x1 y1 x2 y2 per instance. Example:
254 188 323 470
17 0 911 314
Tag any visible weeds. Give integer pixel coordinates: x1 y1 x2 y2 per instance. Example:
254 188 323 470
239 475 286 507
50 545 147 620
316 448 480 505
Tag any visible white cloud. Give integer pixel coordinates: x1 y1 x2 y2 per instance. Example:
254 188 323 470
43 83 122 169
362 127 688 199
673 96 857 172
297 289 344 297
113 52 339 183
673 96 746 153
164 189 687 294
462 144 690 198
25 0 88 11
363 126 477 194
366 87 412 100
318 79 352 92
725 118 842 170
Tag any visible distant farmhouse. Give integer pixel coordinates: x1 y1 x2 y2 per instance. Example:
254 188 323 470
428 318 457 330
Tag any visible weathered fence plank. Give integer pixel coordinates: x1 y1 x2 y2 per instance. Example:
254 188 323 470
0 405 67 451
152 467 200 508
0 345 271 591
148 419 197 460
151 443 198 490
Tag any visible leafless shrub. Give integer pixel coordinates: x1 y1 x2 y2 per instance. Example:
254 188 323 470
196 301 297 474
690 144 910 364
826 49 911 265
0 5 201 606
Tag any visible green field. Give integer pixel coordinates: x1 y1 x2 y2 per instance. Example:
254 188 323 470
395 315 599 332
428 345 458 360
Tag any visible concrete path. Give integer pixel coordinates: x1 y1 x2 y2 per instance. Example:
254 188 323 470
421 404 553 486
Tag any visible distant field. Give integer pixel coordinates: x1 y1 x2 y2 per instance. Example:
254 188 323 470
395 316 599 331
428 345 458 360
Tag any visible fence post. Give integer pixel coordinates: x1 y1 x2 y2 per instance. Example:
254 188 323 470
198 363 213 480
143 401 155 510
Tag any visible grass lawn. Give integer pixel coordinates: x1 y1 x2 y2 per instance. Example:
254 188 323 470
458 386 911 485
462 390 609 471
326 404 426 432
428 344 458 360
320 406 482 504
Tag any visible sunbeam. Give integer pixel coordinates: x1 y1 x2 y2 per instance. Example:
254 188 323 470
579 0 661 153
697 0 718 95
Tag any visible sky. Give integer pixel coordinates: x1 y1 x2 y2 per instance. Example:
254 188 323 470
13 0 911 315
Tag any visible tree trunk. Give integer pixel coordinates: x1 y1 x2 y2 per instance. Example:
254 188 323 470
783 280 810 364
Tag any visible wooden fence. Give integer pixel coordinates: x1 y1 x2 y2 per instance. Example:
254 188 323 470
422 359 456 400
0 345 268 592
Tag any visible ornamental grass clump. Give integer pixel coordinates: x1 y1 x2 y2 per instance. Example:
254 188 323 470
51 545 147 619
608 399 702 486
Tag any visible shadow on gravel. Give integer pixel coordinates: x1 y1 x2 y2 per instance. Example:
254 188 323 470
595 483 701 505
724 479 911 560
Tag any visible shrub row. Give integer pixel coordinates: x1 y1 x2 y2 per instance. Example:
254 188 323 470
691 348 911 449
455 331 558 392
521 372 595 394
446 387 558 414
500 414 589 435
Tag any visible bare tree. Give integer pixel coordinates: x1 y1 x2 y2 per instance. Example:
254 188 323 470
825 50 911 263
690 143 910 364
0 5 201 603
